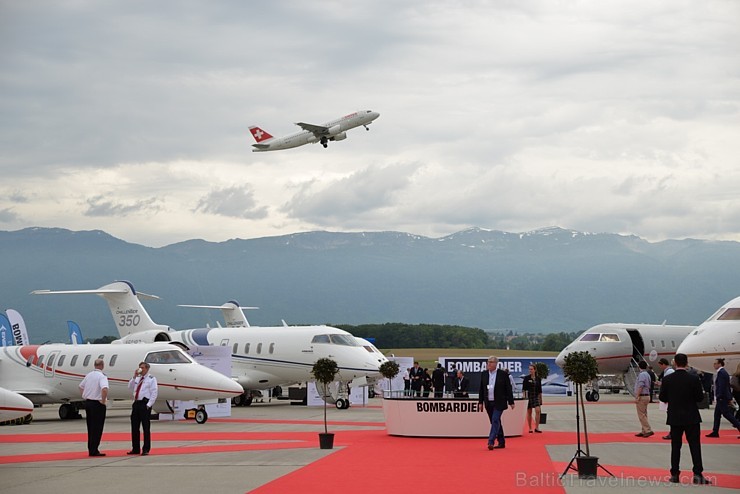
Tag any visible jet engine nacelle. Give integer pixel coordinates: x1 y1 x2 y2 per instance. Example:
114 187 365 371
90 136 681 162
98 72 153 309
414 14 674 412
327 124 342 135
115 330 172 344
330 132 347 141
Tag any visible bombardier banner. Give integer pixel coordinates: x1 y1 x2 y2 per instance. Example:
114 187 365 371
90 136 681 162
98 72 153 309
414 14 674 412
439 357 567 396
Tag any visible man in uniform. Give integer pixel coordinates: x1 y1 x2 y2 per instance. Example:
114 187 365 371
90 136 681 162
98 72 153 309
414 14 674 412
79 358 109 457
127 361 158 455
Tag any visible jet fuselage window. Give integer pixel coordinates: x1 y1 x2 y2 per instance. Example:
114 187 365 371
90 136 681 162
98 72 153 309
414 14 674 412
245 343 250 354
70 355 78 367
269 343 275 354
58 355 66 367
599 334 619 342
145 350 191 364
110 355 118 367
46 354 55 368
233 343 238 354
717 308 740 320
257 343 262 354
579 333 600 342
83 355 91 367
661 340 665 348
328 334 359 346
311 335 331 344
37 355 45 367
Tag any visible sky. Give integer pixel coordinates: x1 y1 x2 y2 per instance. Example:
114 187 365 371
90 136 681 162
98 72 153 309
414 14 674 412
1 0 739 248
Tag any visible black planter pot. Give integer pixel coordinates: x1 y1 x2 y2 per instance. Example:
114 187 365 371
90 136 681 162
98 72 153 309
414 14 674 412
576 456 599 479
318 432 334 449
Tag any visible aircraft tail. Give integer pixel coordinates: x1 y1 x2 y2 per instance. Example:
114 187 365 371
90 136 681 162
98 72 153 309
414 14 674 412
179 301 257 328
32 280 171 338
248 126 273 144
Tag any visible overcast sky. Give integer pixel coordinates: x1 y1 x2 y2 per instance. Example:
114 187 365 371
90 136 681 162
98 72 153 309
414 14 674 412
1 1 739 247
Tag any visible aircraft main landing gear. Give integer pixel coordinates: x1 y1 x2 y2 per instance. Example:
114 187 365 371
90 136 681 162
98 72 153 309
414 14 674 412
335 398 350 410
59 403 82 420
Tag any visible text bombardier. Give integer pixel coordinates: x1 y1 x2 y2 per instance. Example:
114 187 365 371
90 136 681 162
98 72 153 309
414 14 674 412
417 402 482 413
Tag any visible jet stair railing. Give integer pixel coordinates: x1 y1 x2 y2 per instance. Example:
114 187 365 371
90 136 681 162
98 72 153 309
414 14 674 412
622 357 642 398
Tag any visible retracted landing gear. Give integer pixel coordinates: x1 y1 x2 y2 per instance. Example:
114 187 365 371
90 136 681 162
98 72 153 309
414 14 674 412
320 136 328 148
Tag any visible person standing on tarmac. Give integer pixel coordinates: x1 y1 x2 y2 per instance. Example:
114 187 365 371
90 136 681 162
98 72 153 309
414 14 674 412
79 359 109 457
127 362 158 456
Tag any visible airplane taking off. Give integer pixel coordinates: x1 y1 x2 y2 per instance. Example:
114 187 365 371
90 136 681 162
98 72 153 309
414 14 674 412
555 322 696 398
249 109 379 151
33 281 386 407
0 341 244 420
677 295 740 374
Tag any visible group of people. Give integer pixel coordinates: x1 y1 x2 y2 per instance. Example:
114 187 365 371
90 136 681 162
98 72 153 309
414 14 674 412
633 355 740 484
402 362 471 398
78 359 159 457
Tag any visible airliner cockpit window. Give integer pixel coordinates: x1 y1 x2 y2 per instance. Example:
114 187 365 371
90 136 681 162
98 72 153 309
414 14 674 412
328 334 360 346
311 334 330 344
599 334 619 342
145 350 192 364
717 308 740 321
580 333 600 341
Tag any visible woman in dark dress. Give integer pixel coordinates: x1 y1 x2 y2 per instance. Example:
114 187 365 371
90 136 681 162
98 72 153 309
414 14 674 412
522 364 543 433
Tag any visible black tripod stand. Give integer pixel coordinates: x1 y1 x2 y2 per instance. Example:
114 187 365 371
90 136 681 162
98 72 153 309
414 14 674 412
560 383 614 478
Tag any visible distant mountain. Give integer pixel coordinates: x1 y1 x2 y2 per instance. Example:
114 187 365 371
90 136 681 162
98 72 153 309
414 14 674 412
2 226 739 344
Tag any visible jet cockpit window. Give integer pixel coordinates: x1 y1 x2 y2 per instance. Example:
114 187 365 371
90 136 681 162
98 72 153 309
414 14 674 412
145 350 192 364
599 334 619 342
717 308 740 320
363 346 375 353
579 333 600 342
329 334 360 346
311 334 331 344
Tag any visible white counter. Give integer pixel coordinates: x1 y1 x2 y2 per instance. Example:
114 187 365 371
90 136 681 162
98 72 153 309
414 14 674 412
383 398 527 437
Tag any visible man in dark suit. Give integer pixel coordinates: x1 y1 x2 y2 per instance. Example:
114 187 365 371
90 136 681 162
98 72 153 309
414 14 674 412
432 363 446 398
478 356 515 450
454 370 470 398
707 358 740 437
409 361 424 397
658 353 711 485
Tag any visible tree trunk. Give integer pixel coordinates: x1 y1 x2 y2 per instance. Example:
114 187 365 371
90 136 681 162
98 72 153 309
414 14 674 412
579 384 590 456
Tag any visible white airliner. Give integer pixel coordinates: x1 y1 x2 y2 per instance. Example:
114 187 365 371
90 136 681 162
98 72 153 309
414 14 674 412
0 387 34 422
33 281 386 407
676 295 740 374
0 341 244 420
249 109 379 151
555 322 696 397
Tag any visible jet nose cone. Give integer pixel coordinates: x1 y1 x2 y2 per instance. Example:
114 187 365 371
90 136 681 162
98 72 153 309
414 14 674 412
218 376 245 397
555 349 568 368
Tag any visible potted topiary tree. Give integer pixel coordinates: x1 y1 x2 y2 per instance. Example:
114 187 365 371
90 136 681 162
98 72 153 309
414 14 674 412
379 360 400 397
560 351 601 479
311 357 340 449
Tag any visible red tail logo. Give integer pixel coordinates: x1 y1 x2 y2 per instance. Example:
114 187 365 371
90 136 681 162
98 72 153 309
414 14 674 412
249 126 273 143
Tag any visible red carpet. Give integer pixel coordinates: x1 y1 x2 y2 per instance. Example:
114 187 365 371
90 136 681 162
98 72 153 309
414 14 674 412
2 419 738 492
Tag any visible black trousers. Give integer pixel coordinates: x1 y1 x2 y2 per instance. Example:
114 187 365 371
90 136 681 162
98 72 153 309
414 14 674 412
85 400 106 455
669 423 703 476
130 401 152 453
712 397 740 432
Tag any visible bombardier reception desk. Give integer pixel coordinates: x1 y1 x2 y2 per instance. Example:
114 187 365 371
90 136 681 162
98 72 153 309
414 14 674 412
383 397 527 437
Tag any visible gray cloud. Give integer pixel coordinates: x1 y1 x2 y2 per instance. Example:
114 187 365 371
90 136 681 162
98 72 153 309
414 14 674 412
84 196 161 217
194 185 268 219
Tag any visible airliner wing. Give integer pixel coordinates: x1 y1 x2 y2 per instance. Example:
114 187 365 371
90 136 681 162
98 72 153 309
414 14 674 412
295 122 329 135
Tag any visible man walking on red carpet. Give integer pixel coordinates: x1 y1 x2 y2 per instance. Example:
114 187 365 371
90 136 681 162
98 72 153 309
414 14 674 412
478 356 514 450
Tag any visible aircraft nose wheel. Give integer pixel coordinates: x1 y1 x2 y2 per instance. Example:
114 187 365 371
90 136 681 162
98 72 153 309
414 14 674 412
195 408 208 424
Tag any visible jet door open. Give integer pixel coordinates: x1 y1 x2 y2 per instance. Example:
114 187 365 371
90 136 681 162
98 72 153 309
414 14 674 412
625 329 645 362
44 351 60 378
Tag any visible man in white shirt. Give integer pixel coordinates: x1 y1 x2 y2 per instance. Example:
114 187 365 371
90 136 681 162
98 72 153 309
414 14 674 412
79 359 109 456
127 362 158 455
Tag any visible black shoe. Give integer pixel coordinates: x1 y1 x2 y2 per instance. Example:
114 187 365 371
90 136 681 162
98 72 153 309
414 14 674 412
534 429 542 433
493 444 505 449
126 451 140 455
692 475 711 485
662 435 671 440
141 451 149 456
89 452 106 457
487 443 494 450
643 431 654 437
705 432 719 438
669 475 680 484
635 432 646 437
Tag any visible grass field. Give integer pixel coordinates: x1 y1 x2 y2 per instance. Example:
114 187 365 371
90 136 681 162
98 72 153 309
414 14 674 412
380 348 558 368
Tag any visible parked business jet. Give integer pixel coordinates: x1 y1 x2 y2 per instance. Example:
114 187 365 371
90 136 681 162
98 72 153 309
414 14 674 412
555 322 696 397
33 281 386 406
0 387 34 422
676 295 740 374
0 341 244 420
249 109 379 151
179 301 256 328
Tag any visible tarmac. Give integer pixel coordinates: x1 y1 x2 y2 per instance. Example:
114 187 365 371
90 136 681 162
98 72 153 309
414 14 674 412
1 392 738 493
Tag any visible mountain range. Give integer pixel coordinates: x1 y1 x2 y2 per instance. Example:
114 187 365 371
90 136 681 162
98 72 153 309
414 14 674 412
2 226 739 344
